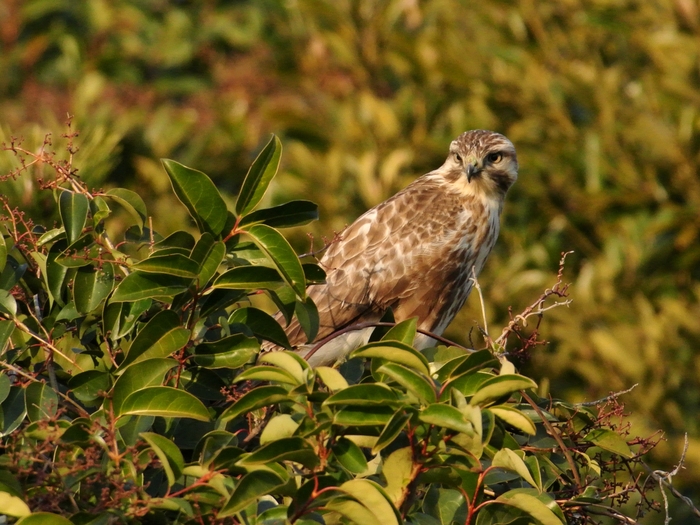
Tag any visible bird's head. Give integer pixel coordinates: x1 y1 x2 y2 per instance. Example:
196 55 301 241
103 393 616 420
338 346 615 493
441 130 518 198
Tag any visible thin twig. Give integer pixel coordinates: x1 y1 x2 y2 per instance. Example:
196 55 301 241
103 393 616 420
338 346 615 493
576 384 639 407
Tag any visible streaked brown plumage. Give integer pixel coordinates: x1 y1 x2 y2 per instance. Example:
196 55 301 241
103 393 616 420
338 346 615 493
266 130 518 366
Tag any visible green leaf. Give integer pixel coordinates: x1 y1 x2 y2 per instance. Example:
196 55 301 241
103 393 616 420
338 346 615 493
469 375 537 407
295 296 319 342
0 320 14 352
190 233 225 286
239 199 318 228
423 487 467 525
90 195 112 225
333 406 395 427
260 414 299 445
494 490 565 525
437 349 498 382
162 159 229 236
244 224 306 297
0 290 17 317
111 272 191 302
219 470 287 517
192 334 259 368
238 437 318 468
235 365 300 385
235 134 282 216
141 432 185 487
316 366 349 392
25 382 58 422
104 188 148 230
0 235 6 272
58 191 88 245
132 254 199 278
111 358 178 416
373 409 412 454
122 310 190 367
583 428 633 458
68 370 111 403
337 479 401 525
381 318 417 345
73 263 115 314
325 498 382 525
350 341 431 377
325 384 400 406
218 385 291 423
376 363 436 404
229 307 291 349
382 447 413 506
334 437 368 474
0 373 10 404
17 512 74 525
0 491 30 517
419 404 477 435
258 351 307 383
0 387 27 437
492 449 539 489
213 265 284 290
120 386 210 421
489 405 537 435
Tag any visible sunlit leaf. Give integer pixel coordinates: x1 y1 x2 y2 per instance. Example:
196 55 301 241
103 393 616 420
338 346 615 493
235 134 282 216
120 387 210 421
58 191 88 245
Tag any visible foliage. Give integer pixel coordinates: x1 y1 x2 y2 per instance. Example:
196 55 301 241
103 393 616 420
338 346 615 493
0 131 667 524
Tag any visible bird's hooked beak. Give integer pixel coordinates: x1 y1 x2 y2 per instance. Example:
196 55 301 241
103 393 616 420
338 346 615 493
466 161 482 183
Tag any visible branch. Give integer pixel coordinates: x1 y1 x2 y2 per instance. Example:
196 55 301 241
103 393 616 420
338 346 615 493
576 384 639 407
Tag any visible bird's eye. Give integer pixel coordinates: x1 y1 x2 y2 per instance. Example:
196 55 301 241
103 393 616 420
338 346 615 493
486 152 503 163
453 153 463 164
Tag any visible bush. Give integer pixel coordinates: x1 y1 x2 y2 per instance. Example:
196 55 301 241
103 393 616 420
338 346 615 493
0 128 675 524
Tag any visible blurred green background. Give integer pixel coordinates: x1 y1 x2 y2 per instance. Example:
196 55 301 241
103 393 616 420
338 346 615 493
1 0 698 519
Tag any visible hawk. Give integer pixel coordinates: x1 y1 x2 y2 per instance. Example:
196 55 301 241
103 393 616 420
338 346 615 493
266 130 518 366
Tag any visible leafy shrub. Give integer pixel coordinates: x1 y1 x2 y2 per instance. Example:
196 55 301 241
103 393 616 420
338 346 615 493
0 128 667 524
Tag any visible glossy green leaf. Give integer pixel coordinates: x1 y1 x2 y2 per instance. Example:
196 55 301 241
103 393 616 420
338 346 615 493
111 358 178 416
437 349 498 383
0 387 27 437
104 188 148 230
239 199 318 228
423 487 467 525
495 490 564 525
333 406 395 427
73 263 115 314
213 265 284 290
0 491 30 518
235 134 282 216
103 298 152 341
111 272 191 302
0 320 14 353
258 351 307 383
68 370 111 403
260 414 299 444
303 262 326 284
190 233 225 286
0 235 6 272
58 191 88 245
0 374 10 404
219 470 287 517
235 365 300 385
419 404 477 435
154 231 196 252
244 224 306 297
141 432 185 487
469 375 537 407
17 512 74 525
338 479 401 525
238 437 318 468
25 382 58 422
192 334 259 368
325 497 382 525
46 249 69 306
0 290 17 317
229 307 291 349
492 449 539 489
162 159 229 236
325 384 400 406
373 409 412 454
132 254 199 278
316 366 349 392
122 310 190 367
90 195 111 225
120 386 210 421
376 362 436 404
295 296 319 342
350 341 431 377
489 405 537 435
583 428 633 458
334 437 368 474
381 317 417 345
218 385 291 423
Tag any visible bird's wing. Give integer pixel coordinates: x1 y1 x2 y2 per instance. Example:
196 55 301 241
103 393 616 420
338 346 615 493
279 174 481 348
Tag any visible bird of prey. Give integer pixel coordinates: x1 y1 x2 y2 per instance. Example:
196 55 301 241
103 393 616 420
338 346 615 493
265 129 518 366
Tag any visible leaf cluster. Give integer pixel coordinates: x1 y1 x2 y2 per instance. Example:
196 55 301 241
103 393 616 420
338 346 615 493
0 132 660 524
